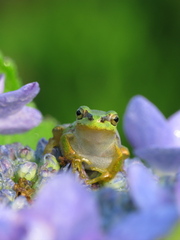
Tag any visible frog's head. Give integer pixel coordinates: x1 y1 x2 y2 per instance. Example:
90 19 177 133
75 106 119 132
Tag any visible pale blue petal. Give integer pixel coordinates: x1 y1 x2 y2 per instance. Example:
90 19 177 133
127 162 164 209
168 111 180 146
135 147 180 172
123 95 174 149
0 206 25 240
175 174 180 214
0 106 42 134
109 204 178 240
0 82 40 117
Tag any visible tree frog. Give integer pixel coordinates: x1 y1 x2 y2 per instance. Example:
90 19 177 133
44 106 129 184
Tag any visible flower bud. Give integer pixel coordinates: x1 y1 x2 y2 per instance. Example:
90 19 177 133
0 157 14 178
5 143 24 160
0 177 15 190
17 147 34 161
0 177 3 190
41 153 60 171
11 196 29 210
15 162 37 181
104 172 128 191
0 189 16 202
34 169 57 190
33 176 49 190
39 168 57 178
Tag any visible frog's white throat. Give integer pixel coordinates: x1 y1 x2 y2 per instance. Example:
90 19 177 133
69 126 121 169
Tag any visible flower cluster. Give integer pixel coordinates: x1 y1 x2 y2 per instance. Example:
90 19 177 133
0 140 60 206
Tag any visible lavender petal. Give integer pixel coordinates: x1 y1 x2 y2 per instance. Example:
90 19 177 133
23 173 104 240
127 162 162 209
123 95 174 149
175 174 180 215
0 207 25 240
0 82 40 117
109 204 178 240
135 147 180 172
0 106 42 134
168 111 180 146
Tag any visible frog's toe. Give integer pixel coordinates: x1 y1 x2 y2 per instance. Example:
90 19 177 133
82 157 91 165
86 171 112 185
71 159 88 179
71 160 80 172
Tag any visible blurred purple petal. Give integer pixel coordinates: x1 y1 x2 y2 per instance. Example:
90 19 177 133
123 95 174 149
22 173 104 240
0 82 40 117
135 147 180 172
0 206 25 240
109 204 178 240
168 111 180 146
0 106 42 134
175 174 180 214
0 74 5 94
127 162 169 209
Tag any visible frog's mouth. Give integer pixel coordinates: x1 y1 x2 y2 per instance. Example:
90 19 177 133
75 124 117 144
76 119 116 131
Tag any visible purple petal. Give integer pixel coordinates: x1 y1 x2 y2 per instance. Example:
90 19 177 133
0 207 25 240
0 82 40 117
22 173 104 240
0 106 42 134
127 162 165 209
168 111 180 147
0 74 5 94
135 147 180 172
123 95 174 149
175 174 180 214
109 204 178 240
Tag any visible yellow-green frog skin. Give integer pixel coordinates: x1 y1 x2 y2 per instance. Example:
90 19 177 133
44 106 129 184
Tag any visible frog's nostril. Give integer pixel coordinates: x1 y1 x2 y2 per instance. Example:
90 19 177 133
100 117 106 123
88 113 94 121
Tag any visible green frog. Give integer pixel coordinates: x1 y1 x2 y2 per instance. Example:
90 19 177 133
44 106 129 184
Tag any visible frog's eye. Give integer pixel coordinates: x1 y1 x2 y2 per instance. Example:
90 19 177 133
76 108 84 120
110 115 119 126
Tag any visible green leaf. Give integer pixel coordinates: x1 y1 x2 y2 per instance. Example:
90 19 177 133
161 222 180 240
0 52 58 149
0 117 58 150
0 52 22 91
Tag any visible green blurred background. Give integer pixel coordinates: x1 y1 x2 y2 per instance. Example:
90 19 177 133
0 0 180 146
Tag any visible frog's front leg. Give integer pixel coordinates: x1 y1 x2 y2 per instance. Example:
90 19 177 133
44 125 64 154
85 168 111 185
61 133 91 179
71 157 92 179
86 145 130 185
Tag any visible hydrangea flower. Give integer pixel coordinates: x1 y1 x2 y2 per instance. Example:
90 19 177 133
123 95 180 173
0 74 42 134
